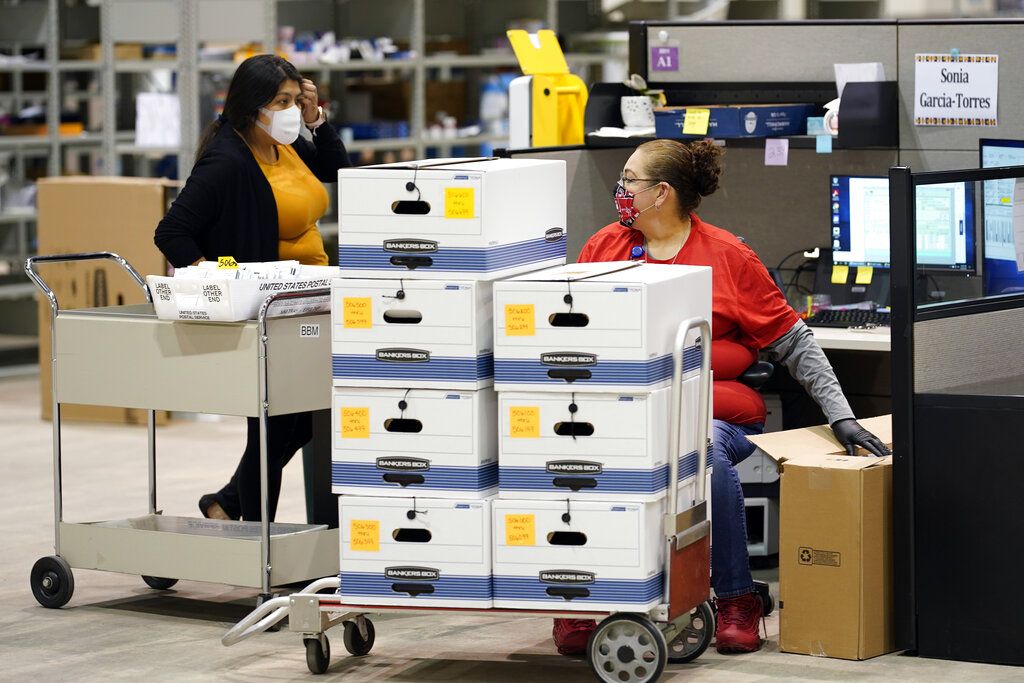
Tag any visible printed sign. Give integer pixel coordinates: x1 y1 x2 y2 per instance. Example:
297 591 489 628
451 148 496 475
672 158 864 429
914 54 998 126
651 46 678 72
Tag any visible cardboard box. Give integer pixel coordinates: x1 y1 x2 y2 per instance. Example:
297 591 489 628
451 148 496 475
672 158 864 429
492 498 669 611
60 42 145 61
747 415 894 660
146 266 337 322
36 176 176 424
332 387 498 498
337 157 566 280
654 103 813 139
339 495 492 608
498 380 708 501
492 262 711 393
331 277 493 389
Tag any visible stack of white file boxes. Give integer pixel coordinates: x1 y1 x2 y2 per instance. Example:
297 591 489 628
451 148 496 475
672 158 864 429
331 158 567 608
490 261 713 612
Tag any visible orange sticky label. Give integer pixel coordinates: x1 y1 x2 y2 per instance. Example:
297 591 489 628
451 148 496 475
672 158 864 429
445 187 474 219
340 407 370 438
505 514 536 546
343 297 372 328
509 406 540 438
350 519 379 551
504 304 535 336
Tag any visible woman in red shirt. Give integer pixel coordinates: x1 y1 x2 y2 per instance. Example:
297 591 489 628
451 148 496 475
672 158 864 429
553 139 889 655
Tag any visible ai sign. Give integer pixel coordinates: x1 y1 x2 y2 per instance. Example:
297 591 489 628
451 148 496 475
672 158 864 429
914 53 998 126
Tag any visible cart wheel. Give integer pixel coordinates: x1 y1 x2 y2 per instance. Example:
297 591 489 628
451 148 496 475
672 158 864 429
30 555 75 609
305 635 331 674
343 618 375 656
666 601 715 663
141 575 178 590
587 613 667 683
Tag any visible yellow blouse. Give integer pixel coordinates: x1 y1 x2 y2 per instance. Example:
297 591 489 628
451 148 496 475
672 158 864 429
254 144 330 266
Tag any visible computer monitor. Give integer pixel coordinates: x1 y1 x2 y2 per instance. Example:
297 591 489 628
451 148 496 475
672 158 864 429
979 138 1024 295
829 174 976 273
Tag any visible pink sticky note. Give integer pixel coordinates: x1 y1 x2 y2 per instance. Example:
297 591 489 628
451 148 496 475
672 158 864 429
765 138 789 166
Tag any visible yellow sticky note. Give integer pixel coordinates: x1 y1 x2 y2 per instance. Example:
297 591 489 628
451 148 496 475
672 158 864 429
682 108 711 135
350 519 379 551
445 187 475 219
855 266 874 285
505 514 536 546
509 406 540 438
504 304 536 336
340 407 370 438
831 264 850 284
217 256 238 269
343 297 372 329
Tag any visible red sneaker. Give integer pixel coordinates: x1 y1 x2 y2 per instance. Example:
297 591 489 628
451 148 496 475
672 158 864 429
715 592 763 653
552 618 597 655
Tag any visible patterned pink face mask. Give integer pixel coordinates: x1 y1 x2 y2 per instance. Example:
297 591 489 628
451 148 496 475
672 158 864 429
614 181 658 227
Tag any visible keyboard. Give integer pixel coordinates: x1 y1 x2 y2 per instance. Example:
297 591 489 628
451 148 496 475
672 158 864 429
805 308 891 329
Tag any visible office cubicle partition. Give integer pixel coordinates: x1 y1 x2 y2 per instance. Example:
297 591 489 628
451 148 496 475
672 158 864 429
889 164 1024 665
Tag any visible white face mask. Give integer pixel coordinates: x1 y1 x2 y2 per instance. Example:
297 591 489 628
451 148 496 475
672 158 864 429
256 105 301 145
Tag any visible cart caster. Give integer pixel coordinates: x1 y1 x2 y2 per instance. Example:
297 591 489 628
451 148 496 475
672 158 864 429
142 575 178 590
753 580 775 617
587 613 667 683
305 635 331 674
343 617 375 656
665 601 715 663
30 555 75 608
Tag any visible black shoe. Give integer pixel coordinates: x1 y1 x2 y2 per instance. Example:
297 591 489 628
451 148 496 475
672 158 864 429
198 493 236 520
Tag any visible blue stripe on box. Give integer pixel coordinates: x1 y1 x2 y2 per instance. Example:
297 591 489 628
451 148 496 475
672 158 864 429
339 235 565 272
493 348 698 386
492 573 662 604
498 451 699 494
332 353 493 381
339 572 492 599
333 461 499 491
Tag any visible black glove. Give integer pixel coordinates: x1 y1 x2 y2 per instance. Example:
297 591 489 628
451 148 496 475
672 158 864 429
831 418 891 457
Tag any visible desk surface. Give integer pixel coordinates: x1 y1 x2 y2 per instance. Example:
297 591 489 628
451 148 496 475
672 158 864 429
809 325 891 352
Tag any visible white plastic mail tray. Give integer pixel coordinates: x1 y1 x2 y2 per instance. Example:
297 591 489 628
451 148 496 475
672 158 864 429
147 266 337 322
492 262 712 393
498 379 707 501
337 157 566 280
339 495 492 608
332 387 497 498
331 277 493 389
491 498 665 612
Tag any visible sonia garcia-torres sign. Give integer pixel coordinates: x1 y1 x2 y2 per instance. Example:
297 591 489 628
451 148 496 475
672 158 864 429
914 53 998 126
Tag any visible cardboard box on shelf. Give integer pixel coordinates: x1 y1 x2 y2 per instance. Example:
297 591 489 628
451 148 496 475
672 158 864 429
497 379 709 501
338 495 492 608
654 103 814 139
331 387 498 498
60 42 145 61
492 262 711 393
337 157 566 280
36 176 176 424
747 415 894 661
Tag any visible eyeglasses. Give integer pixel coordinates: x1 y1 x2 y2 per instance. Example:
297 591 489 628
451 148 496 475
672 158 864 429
619 175 660 186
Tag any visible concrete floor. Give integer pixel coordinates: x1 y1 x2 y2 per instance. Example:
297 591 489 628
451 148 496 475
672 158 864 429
2 369 1020 681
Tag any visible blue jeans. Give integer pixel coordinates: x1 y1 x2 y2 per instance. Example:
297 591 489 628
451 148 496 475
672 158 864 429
710 419 764 598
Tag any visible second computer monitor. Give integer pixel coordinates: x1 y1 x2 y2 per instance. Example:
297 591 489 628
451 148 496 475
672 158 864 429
829 174 976 273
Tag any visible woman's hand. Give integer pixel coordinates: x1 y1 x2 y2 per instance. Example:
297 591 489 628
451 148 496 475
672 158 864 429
297 78 322 125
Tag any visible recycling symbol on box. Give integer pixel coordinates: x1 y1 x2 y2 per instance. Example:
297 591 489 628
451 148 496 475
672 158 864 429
799 547 813 565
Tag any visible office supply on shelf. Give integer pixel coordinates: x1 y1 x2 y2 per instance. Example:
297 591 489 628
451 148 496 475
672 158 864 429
806 307 890 329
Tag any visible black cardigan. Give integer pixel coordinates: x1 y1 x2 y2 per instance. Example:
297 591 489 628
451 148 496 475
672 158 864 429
154 121 350 268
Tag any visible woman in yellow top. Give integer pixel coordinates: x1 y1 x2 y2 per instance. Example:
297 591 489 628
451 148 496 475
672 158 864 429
155 54 350 522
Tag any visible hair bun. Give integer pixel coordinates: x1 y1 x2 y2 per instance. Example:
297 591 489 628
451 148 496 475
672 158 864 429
690 139 723 197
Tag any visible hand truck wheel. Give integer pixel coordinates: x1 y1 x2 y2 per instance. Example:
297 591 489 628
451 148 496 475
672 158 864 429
666 600 715 663
30 555 75 608
587 613 667 683
142 575 179 590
